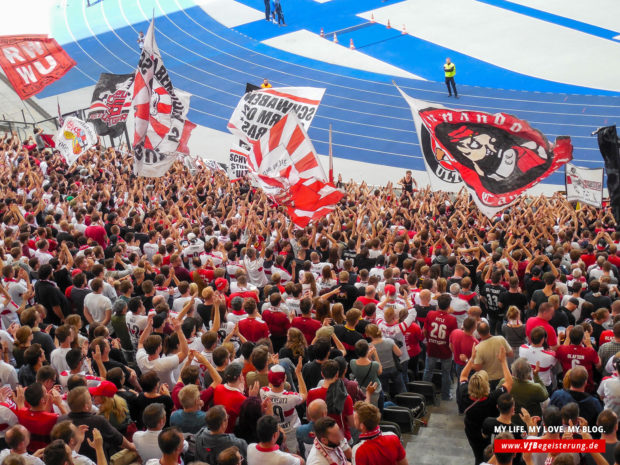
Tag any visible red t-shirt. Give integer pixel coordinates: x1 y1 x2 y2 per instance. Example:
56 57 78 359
608 254 620 269
84 225 107 248
580 253 596 268
352 427 406 465
238 317 270 342
262 308 291 338
424 310 458 359
229 291 259 304
600 330 614 346
356 297 379 306
556 344 600 392
213 384 247 433
306 386 354 440
13 408 59 452
449 329 478 366
525 317 558 348
292 316 322 345
404 322 424 357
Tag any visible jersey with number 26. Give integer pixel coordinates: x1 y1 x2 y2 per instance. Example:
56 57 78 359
425 310 458 359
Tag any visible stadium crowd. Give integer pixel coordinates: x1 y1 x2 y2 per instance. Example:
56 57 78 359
0 133 620 465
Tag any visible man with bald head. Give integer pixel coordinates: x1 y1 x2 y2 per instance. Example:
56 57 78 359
414 289 436 329
0 425 45 465
297 399 342 459
356 286 378 307
472 321 513 390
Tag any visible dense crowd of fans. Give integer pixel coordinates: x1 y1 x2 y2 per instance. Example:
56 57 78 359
1 132 620 465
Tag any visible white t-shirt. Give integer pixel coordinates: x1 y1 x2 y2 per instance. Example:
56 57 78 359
247 444 301 465
136 348 181 388
126 311 148 348
598 374 620 417
137 430 188 463
0 449 44 465
518 344 557 386
259 387 305 452
243 257 268 287
306 439 350 465
50 347 71 373
0 360 18 389
84 293 112 326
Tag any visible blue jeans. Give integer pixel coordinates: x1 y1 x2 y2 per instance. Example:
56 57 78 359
423 355 453 400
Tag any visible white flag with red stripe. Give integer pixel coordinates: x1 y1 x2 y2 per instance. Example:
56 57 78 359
132 19 195 177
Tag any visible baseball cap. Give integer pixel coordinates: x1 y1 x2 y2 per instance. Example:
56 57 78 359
89 380 117 398
188 233 197 243
71 269 82 278
215 278 228 291
268 365 286 387
384 284 397 296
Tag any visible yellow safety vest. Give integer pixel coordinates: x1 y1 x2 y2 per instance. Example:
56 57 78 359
444 63 455 78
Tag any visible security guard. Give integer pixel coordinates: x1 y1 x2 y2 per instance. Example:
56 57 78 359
443 58 458 98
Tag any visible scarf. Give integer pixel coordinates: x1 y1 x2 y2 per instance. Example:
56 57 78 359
313 437 347 465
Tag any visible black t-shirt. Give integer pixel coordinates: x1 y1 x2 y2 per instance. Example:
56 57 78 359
135 394 174 429
34 280 70 326
334 325 363 357
549 308 571 330
483 284 506 315
355 255 376 272
481 417 525 440
278 346 309 366
530 289 550 313
54 268 73 293
331 284 358 310
459 383 507 437
302 360 323 390
524 275 544 300
498 291 528 314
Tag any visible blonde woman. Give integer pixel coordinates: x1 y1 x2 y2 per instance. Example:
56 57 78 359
365 324 405 396
301 272 318 298
91 381 130 434
331 303 345 325
459 345 513 464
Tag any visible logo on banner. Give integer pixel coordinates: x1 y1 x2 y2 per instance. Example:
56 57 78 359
0 35 75 100
55 117 97 167
91 89 131 127
419 125 462 184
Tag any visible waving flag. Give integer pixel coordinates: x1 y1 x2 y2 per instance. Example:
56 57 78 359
0 35 75 100
246 112 342 226
398 86 573 217
88 73 134 138
565 163 603 208
595 126 620 223
132 19 195 177
54 117 97 168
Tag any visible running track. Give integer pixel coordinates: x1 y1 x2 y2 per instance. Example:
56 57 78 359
38 0 620 185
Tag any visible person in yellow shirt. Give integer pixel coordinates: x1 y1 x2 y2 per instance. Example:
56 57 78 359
261 78 272 89
443 58 458 98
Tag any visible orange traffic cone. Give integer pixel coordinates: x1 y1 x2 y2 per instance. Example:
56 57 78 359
320 27 325 38
333 32 338 44
370 13 375 23
402 24 407 34
349 38 355 49
387 19 391 29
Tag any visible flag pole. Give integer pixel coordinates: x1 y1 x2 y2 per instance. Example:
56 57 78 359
328 123 334 183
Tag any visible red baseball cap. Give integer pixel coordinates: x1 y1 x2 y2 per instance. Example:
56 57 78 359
215 278 228 291
384 284 396 296
71 269 82 278
89 380 117 398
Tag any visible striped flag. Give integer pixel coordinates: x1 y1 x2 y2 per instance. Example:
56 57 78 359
247 112 343 226
249 112 326 182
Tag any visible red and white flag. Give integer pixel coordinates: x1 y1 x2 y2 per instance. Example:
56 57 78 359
246 113 343 226
249 112 326 182
132 19 195 177
0 35 75 100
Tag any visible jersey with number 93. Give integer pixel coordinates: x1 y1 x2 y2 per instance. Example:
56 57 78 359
424 310 458 359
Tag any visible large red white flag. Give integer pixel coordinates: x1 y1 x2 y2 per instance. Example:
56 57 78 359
247 113 343 226
0 35 75 100
132 20 195 177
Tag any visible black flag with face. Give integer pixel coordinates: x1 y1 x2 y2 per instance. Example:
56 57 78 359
596 125 620 224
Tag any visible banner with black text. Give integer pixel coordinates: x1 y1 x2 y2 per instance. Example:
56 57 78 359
565 163 603 208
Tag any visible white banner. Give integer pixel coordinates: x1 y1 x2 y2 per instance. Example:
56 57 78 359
54 117 97 168
227 86 325 181
132 19 195 177
228 143 250 180
566 163 604 208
